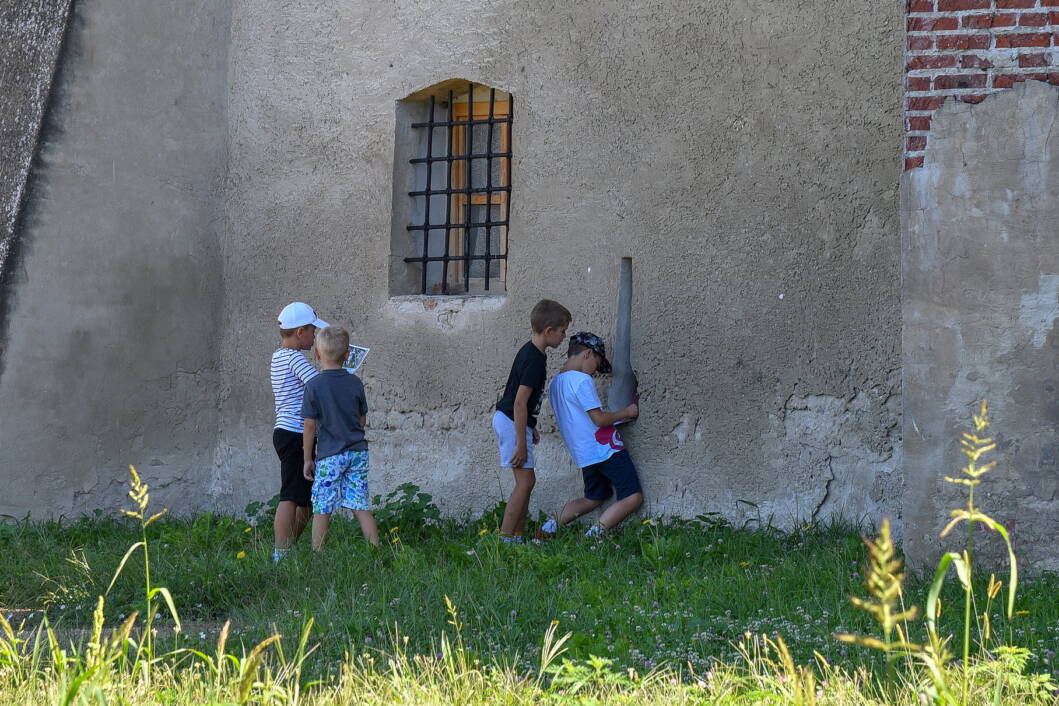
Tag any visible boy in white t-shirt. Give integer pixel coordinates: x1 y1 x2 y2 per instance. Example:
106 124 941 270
270 301 329 563
544 332 641 538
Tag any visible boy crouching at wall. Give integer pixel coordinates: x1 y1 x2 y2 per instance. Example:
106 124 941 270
301 326 379 549
545 332 641 538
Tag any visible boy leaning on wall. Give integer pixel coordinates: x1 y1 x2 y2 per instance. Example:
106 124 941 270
270 301 329 563
301 325 379 550
544 332 641 538
492 299 572 542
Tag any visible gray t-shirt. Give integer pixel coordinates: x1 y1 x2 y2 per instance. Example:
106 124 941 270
301 369 368 460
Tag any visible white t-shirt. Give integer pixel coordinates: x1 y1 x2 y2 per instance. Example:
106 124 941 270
271 348 319 433
548 370 625 469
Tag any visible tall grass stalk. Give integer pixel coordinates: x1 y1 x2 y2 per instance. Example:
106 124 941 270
108 465 179 671
935 403 1017 689
837 401 1033 704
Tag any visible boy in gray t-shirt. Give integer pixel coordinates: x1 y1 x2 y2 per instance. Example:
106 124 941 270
301 326 379 549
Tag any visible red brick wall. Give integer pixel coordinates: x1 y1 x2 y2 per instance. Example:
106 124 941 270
905 0 1059 169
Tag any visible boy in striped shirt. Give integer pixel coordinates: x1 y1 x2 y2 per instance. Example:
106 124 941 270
271 301 329 563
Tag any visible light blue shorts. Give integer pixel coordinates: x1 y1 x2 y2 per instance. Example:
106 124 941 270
313 449 370 514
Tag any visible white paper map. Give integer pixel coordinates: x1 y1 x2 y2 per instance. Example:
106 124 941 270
344 345 369 374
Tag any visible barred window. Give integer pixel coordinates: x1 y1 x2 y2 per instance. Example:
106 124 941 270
390 81 512 296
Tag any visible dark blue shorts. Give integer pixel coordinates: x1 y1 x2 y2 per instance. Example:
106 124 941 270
582 449 643 501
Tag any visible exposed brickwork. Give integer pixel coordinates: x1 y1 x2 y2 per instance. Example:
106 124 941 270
905 0 1059 168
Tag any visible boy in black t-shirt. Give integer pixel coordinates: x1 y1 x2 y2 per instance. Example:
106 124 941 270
493 299 572 541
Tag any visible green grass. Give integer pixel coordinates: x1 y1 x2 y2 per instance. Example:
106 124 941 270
1 506 1056 688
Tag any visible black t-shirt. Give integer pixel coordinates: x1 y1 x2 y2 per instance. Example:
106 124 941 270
496 341 547 428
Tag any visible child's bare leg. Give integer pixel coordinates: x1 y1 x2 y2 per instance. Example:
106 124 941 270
598 492 643 530
354 510 379 546
559 497 604 525
500 467 536 536
311 513 332 550
293 505 310 540
274 500 304 549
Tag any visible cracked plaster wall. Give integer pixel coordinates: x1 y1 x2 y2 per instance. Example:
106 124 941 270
0 1 230 517
902 80 1059 571
215 0 903 526
759 383 902 527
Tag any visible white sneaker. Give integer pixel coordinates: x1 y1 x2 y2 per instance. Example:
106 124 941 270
584 524 604 539
541 519 558 534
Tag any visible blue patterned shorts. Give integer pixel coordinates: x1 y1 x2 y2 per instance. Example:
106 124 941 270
312 450 370 514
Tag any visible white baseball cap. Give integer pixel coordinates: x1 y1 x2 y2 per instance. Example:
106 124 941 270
277 302 329 329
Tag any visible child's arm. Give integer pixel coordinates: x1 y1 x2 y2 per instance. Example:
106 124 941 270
303 418 317 481
290 351 319 383
587 403 638 429
510 384 533 468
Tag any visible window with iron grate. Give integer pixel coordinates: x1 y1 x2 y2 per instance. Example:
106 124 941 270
390 80 512 296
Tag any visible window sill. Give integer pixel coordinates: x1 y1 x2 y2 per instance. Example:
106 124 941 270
387 294 506 329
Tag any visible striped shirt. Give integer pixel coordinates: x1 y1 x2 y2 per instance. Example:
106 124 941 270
271 348 319 433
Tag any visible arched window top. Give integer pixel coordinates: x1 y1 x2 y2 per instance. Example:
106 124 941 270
404 78 511 105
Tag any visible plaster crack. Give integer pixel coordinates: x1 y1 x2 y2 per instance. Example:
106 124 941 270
811 455 835 523
1045 108 1058 154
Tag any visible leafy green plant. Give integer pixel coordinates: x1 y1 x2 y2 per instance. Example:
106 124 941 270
546 654 640 695
370 483 441 535
243 494 280 525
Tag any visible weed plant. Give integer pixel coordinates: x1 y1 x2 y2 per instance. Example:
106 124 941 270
835 402 1053 703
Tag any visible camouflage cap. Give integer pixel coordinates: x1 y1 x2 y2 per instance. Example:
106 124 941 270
569 331 612 374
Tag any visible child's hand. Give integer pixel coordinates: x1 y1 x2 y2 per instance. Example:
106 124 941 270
624 403 639 420
510 443 528 469
532 428 540 445
303 460 316 481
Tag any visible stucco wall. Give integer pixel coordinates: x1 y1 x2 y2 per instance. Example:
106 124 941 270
215 0 904 526
902 80 1059 571
0 0 230 517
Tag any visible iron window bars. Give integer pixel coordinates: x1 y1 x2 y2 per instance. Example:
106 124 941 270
405 82 512 294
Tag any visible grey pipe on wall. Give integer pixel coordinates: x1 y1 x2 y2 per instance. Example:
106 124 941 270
607 257 637 412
